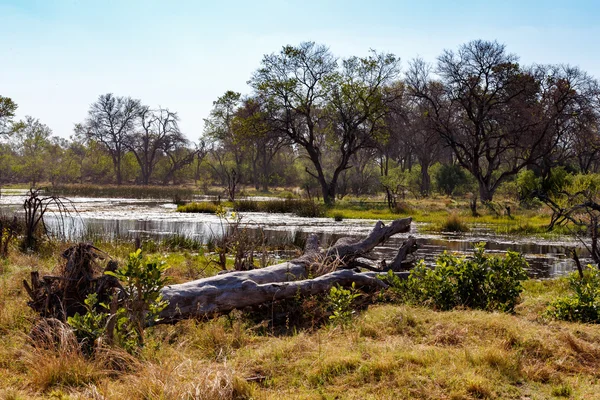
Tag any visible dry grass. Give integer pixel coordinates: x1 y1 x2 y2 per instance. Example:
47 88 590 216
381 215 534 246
3 248 600 399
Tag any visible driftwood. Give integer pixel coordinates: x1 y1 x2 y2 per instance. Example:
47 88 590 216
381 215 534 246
23 243 121 320
160 217 416 321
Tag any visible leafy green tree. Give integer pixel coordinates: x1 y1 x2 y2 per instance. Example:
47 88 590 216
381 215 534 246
80 140 114 183
232 96 289 191
204 91 245 175
250 43 400 205
12 116 52 187
0 95 17 135
47 137 82 185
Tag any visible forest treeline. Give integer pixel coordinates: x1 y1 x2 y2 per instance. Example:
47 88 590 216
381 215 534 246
1 39 599 205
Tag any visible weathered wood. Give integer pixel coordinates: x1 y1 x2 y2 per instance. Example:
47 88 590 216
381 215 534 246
389 236 418 271
23 243 122 320
160 218 413 321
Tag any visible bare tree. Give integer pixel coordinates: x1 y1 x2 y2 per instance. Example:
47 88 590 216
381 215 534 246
531 64 600 178
408 41 600 202
126 107 184 184
403 92 444 196
78 94 142 185
161 142 198 185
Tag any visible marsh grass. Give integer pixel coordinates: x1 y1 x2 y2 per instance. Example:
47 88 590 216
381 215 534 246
177 202 218 214
48 184 197 201
439 213 469 232
233 199 325 217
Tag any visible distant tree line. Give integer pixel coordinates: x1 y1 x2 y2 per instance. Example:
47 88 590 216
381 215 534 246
1 39 599 206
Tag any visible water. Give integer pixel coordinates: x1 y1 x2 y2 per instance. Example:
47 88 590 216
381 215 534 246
1 193 590 278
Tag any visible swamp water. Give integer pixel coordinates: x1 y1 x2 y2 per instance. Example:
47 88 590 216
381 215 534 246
0 193 590 278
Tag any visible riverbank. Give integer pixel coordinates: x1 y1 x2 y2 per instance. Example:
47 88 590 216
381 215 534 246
0 244 597 399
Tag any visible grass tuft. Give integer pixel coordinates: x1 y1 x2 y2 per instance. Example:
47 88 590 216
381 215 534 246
440 213 470 232
177 202 218 214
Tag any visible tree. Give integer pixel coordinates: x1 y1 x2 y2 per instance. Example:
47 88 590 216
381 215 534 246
401 87 444 196
232 96 289 191
12 116 52 187
531 64 600 178
47 137 81 185
250 42 400 205
407 41 546 202
78 94 142 185
322 50 401 203
126 107 185 184
0 95 17 135
160 141 198 185
204 91 245 177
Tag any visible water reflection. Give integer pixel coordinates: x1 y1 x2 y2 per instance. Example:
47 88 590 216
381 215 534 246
0 194 586 279
39 213 590 279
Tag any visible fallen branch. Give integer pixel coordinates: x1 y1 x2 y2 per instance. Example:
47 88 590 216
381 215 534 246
160 217 413 321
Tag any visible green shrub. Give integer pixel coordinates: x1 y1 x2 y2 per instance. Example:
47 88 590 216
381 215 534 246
435 164 468 196
68 250 170 354
546 266 600 323
333 212 344 222
551 384 573 397
177 202 218 213
66 293 109 354
328 283 361 326
384 243 528 312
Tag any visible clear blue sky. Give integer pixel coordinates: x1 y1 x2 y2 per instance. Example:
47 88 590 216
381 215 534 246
1 0 599 140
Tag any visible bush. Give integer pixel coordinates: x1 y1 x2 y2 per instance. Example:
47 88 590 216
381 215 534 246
328 283 361 326
435 164 469 196
231 199 324 217
68 250 170 354
393 201 412 214
384 243 528 312
546 266 600 323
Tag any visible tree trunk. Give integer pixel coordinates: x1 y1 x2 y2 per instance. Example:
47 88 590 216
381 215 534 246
160 218 414 321
420 164 431 197
261 150 269 192
115 155 122 186
478 181 494 203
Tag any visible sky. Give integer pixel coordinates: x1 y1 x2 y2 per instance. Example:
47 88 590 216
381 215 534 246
1 0 600 141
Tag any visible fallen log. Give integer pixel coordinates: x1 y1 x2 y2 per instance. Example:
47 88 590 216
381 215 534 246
160 217 414 321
